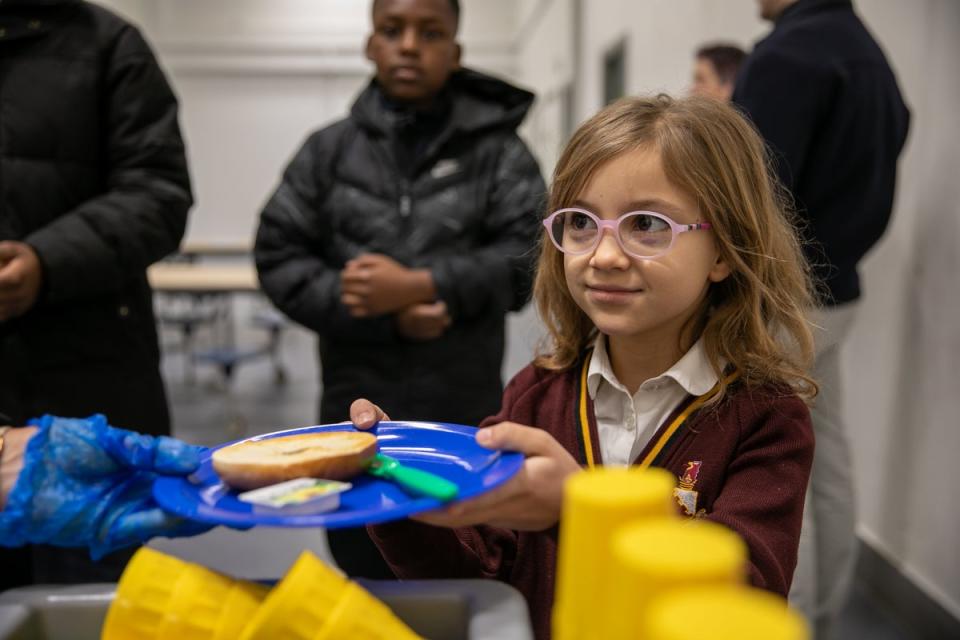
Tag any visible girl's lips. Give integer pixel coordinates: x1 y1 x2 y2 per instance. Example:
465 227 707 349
585 285 642 304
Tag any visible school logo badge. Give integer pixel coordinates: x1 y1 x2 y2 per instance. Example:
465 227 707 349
674 460 704 517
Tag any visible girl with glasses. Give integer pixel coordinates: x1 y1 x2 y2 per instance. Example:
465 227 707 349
351 94 817 639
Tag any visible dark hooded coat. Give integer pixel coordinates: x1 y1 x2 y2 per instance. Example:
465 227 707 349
0 0 191 435
256 69 545 426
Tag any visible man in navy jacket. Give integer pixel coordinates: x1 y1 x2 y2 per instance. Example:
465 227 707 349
734 1 909 637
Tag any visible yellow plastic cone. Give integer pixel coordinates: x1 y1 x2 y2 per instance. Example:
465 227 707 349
644 585 809 640
316 581 422 640
552 467 676 640
102 547 192 640
102 547 268 640
238 551 349 640
158 565 269 640
603 518 747 639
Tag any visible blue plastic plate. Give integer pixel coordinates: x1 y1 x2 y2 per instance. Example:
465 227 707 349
153 421 524 529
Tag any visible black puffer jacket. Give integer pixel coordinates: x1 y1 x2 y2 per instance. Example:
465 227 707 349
256 70 545 425
0 0 191 435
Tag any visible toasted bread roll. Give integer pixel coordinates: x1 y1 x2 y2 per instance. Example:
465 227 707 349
213 431 378 490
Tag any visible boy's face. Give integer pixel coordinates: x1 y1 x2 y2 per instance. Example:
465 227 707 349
366 0 461 106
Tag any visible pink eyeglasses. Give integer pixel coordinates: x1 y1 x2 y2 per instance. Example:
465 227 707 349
542 208 712 259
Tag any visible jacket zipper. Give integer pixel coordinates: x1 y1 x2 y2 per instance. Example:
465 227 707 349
399 187 412 218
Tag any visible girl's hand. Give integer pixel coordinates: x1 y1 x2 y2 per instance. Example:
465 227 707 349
413 422 581 531
349 402 581 530
350 398 390 429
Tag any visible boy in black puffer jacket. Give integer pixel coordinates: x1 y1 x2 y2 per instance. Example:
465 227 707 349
254 0 545 578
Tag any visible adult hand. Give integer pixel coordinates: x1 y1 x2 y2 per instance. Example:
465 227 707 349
411 422 581 531
340 253 434 317
396 301 451 341
0 241 44 321
0 426 37 509
0 415 212 559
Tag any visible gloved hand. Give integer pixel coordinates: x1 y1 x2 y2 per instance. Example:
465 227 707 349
0 414 212 559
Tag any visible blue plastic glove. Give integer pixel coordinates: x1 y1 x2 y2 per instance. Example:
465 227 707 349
0 414 212 560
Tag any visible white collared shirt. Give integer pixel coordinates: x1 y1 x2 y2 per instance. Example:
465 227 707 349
587 335 719 466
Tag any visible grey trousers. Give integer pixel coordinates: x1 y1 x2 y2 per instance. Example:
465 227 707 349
789 302 860 640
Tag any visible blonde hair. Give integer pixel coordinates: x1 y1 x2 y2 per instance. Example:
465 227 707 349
533 94 817 401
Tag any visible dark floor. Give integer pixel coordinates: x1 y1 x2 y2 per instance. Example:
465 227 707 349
836 583 916 640
157 296 918 639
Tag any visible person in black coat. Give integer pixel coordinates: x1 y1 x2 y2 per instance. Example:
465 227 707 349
255 0 544 578
0 0 191 587
733 1 909 637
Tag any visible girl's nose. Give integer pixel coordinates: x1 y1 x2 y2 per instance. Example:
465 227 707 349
589 228 631 269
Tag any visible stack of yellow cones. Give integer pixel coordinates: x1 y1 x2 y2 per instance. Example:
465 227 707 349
101 547 269 640
549 465 810 640
316 581 422 639
602 517 748 639
239 550 422 640
643 585 809 640
551 467 676 640
102 547 422 640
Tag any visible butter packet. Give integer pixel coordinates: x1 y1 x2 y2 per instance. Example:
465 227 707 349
238 478 352 514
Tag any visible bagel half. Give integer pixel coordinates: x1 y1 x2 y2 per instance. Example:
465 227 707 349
212 431 378 490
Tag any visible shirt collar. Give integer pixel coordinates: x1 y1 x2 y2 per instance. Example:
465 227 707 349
587 335 719 399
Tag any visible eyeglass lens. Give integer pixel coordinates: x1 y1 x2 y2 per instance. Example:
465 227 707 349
549 211 673 257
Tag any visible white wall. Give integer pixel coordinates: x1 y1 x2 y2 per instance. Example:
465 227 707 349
518 0 960 619
576 0 766 116
95 0 518 247
845 0 960 618
514 0 575 173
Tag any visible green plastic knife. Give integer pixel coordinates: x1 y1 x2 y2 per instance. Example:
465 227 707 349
366 453 460 502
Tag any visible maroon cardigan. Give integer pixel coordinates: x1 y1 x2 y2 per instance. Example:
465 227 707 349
369 360 813 639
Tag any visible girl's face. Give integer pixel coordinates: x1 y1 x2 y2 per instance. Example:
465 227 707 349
563 147 730 349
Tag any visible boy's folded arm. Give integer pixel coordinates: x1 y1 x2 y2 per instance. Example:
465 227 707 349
257 250 395 342
255 148 397 343
704 396 814 596
367 519 518 581
431 136 546 320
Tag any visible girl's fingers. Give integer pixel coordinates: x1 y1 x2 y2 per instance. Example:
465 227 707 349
476 422 559 457
349 399 390 429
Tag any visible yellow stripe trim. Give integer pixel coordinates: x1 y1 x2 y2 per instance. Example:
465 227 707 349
578 356 596 468
637 370 741 468
578 351 740 470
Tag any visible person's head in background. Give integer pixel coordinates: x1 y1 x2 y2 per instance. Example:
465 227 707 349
691 44 746 102
366 0 462 107
757 0 800 21
534 95 816 402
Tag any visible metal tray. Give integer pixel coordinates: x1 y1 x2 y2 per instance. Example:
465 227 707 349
0 579 533 640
